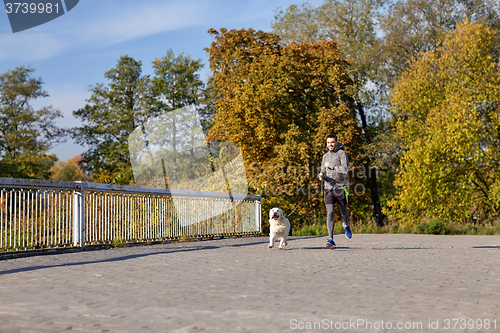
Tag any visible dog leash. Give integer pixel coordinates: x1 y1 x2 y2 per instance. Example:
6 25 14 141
286 178 321 218
286 194 306 218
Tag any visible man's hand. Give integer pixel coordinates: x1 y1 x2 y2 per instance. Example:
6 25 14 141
318 173 323 181
325 161 330 168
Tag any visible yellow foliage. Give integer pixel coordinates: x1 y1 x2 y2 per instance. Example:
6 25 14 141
387 21 500 225
205 28 365 223
49 155 88 182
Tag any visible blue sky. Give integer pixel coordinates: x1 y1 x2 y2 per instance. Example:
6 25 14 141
0 0 324 160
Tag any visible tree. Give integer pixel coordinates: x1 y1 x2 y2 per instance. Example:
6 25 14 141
387 21 500 225
271 0 500 225
271 3 323 43
379 0 500 87
273 0 384 80
50 155 88 181
150 49 205 111
272 0 387 225
376 0 500 224
0 66 66 179
198 76 218 135
73 55 149 185
74 52 207 186
205 28 363 227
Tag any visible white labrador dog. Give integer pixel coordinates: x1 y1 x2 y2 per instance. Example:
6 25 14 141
268 207 290 249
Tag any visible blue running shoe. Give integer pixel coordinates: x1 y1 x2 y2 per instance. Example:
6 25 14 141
325 238 336 249
343 222 352 239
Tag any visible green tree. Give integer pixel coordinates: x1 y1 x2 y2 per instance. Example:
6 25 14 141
272 0 387 224
0 66 66 179
74 52 207 186
151 49 205 111
387 21 500 225
73 55 149 185
149 50 207 175
198 76 218 135
205 28 363 228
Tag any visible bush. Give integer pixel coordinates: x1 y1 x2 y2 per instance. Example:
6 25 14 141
291 217 500 236
415 218 447 235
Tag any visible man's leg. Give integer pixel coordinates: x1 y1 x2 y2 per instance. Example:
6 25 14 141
339 202 349 227
338 195 352 239
324 190 336 249
326 203 335 239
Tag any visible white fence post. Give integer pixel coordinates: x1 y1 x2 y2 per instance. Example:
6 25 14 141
73 181 85 248
256 200 262 232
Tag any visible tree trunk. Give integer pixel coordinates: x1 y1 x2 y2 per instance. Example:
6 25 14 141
357 100 385 226
369 165 384 226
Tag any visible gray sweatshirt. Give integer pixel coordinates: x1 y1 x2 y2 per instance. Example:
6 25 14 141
319 142 349 191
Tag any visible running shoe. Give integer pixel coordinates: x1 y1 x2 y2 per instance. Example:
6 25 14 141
325 238 336 249
343 222 352 239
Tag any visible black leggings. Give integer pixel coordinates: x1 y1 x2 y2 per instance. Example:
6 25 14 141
325 188 349 239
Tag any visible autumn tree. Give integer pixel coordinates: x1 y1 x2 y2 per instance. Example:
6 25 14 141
272 0 500 225
205 28 363 226
50 155 88 181
387 21 500 225
373 0 500 223
272 0 387 224
0 66 66 179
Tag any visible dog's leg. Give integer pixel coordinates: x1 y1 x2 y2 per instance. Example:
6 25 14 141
279 237 284 249
268 235 274 249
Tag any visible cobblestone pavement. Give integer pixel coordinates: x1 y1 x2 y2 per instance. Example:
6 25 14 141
0 234 499 333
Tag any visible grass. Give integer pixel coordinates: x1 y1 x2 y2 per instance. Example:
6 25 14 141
293 218 500 236
178 234 192 242
112 238 127 247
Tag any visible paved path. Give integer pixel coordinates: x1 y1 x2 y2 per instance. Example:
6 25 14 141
0 234 499 333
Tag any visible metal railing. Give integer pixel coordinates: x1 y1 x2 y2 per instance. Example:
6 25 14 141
0 178 261 252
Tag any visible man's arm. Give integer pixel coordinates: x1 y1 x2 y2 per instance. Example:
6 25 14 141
318 155 326 180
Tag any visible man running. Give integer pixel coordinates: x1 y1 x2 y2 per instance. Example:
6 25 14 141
317 134 352 249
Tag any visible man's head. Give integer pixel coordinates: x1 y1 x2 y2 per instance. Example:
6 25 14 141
326 134 337 151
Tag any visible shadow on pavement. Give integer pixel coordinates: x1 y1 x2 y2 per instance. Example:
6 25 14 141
288 235 327 240
300 246 352 250
0 245 221 276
